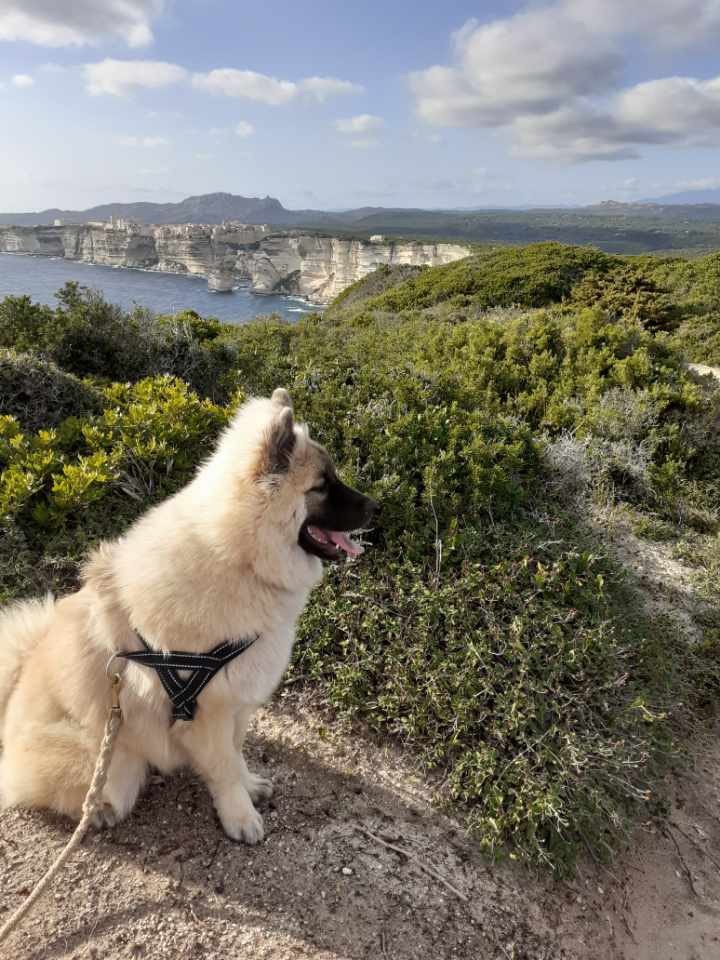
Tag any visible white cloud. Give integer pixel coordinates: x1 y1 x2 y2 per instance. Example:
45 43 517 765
511 76 720 162
115 135 169 147
410 9 619 128
0 0 163 48
11 73 33 87
410 1 720 163
616 76 720 141
563 0 720 47
235 120 255 138
336 114 384 135
299 76 362 101
192 68 361 104
510 108 637 163
192 69 295 105
84 59 187 96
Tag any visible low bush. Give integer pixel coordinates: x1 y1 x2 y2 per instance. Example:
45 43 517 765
0 349 101 431
0 377 227 600
0 283 240 401
355 243 616 313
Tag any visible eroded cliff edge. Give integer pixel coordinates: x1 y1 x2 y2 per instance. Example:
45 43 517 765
0 223 470 304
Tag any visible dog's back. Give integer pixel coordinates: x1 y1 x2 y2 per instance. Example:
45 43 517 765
0 595 56 741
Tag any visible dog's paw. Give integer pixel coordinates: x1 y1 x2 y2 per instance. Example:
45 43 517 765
89 802 118 830
221 805 265 845
246 773 273 805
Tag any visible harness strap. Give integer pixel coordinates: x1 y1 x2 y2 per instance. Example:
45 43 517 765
117 634 257 722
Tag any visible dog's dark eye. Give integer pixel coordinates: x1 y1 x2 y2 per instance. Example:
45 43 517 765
307 477 328 494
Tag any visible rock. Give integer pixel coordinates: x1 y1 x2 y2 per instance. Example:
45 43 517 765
0 223 470 306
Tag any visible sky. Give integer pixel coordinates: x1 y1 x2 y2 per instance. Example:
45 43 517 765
2 0 720 212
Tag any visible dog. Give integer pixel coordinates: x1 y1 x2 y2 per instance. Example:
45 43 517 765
0 389 377 843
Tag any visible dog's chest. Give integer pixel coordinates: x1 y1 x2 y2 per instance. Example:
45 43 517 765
220 625 295 706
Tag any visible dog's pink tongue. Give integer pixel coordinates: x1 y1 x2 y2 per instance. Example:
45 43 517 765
329 531 364 558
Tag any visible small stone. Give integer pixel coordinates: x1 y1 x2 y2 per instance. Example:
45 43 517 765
341 866 353 876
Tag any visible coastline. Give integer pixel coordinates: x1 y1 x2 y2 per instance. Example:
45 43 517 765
0 252 319 323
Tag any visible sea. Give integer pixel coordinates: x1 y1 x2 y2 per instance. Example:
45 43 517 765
0 253 318 324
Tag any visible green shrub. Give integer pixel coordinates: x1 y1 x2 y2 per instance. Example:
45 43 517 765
297 546 705 866
0 349 101 431
0 376 228 534
0 283 240 401
569 265 680 332
355 243 616 313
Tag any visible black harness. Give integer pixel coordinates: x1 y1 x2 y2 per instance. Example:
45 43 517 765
117 633 257 722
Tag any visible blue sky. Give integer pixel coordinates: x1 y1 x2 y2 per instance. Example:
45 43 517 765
2 0 720 211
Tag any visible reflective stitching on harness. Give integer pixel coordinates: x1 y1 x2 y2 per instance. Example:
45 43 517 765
116 633 257 722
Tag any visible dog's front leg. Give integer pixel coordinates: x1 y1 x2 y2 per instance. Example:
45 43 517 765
178 710 264 845
234 705 273 804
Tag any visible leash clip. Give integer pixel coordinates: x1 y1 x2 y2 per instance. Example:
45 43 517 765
106 654 124 719
110 672 122 715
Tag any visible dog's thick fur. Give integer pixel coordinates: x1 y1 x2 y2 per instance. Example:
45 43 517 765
0 389 374 843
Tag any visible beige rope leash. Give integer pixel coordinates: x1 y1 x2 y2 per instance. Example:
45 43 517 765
0 672 124 946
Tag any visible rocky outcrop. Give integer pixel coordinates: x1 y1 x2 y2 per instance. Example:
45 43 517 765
0 223 470 304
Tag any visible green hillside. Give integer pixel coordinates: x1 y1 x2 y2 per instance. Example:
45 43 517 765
1 243 718 870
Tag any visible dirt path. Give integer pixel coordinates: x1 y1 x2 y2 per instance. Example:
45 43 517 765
2 510 719 959
1 692 719 960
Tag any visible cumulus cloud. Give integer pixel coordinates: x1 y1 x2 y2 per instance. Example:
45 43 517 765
0 0 163 48
300 76 362 101
410 8 619 128
115 135 169 147
615 76 720 142
191 68 361 104
84 59 187 96
410 0 720 162
511 77 720 162
235 120 255 138
564 0 720 47
11 73 33 87
335 114 384 134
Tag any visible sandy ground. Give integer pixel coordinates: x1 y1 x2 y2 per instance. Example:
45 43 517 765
1 691 719 960
2 505 719 959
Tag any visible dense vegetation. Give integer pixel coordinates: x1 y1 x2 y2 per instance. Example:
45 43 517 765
1 242 718 870
325 203 720 254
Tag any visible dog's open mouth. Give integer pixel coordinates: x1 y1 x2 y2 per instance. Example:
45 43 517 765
299 522 364 561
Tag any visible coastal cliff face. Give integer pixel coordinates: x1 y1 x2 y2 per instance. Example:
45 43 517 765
0 223 470 304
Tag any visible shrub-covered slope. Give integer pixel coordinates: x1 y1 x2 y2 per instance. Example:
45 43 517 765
329 242 720 365
0 244 718 869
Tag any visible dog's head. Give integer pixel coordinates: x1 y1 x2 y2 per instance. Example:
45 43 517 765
265 388 377 563
211 388 377 572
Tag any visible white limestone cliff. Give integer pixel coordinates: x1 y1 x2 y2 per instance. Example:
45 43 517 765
0 223 470 305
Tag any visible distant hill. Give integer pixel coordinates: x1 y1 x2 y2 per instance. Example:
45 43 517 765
5 192 720 253
0 192 308 227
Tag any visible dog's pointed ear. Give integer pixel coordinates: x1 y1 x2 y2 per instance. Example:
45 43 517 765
271 388 293 411
261 405 296 476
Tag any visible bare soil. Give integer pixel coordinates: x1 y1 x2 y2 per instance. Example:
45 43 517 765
1 691 719 960
1 525 719 960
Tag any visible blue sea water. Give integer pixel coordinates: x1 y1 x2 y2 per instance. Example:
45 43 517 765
0 253 318 324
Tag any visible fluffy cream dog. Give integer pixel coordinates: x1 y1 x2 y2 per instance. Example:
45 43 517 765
0 389 376 843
